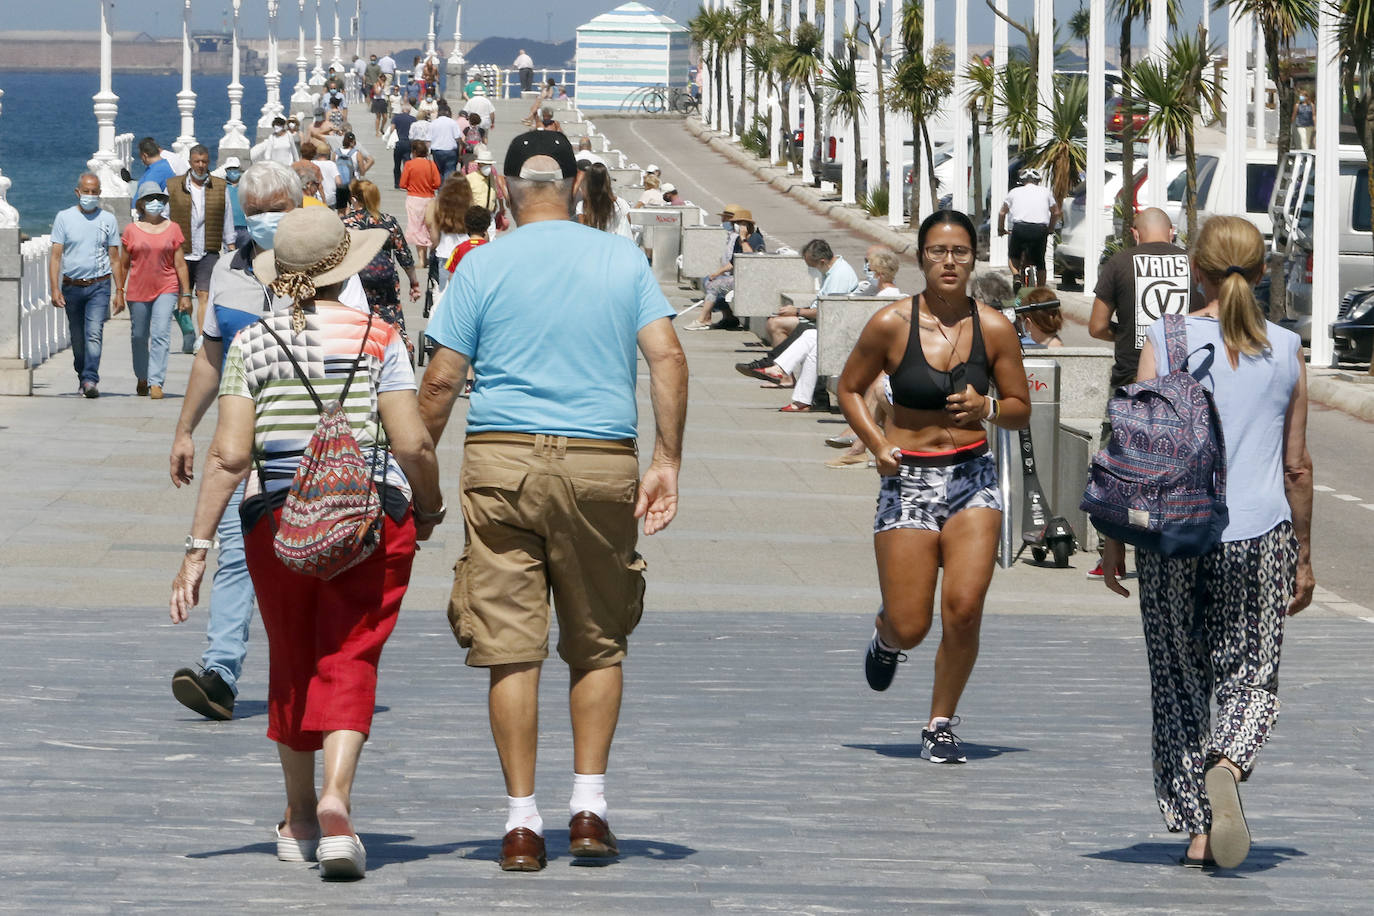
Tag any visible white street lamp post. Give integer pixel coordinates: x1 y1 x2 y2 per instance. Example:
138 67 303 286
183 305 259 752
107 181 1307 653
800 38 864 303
291 0 314 110
1224 9 1249 215
840 0 856 204
1253 23 1266 149
1311 0 1340 366
990 0 1009 267
888 0 908 227
174 0 198 155
0 89 17 231
90 0 129 213
311 0 326 85
861 0 880 198
1144 0 1166 207
260 0 284 131
331 0 344 72
448 1 466 97
426 1 438 61
952 0 970 215
220 0 250 161
1084 0 1106 291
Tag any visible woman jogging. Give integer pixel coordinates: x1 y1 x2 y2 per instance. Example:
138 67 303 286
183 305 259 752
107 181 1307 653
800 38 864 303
837 209 1030 764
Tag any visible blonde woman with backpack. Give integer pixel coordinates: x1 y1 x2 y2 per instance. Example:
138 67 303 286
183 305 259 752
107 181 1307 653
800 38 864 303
1100 215 1314 870
169 208 445 881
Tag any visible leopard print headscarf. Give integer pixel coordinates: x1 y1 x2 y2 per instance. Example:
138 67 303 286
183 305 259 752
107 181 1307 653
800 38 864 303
269 233 352 332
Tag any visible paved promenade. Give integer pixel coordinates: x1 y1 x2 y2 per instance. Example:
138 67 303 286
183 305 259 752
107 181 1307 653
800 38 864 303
2 112 1373 912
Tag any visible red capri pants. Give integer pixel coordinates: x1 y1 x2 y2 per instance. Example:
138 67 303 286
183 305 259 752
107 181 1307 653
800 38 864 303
244 509 416 752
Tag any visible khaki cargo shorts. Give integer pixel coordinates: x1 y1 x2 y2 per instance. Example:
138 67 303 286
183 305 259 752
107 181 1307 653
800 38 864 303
448 432 648 669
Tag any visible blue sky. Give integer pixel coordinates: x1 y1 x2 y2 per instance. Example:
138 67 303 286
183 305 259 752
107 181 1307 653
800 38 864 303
1 0 1290 47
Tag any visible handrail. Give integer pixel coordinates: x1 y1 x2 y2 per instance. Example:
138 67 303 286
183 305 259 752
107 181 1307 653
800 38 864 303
18 235 67 369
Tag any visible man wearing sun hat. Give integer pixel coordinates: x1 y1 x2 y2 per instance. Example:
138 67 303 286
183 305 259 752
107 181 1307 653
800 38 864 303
418 130 688 873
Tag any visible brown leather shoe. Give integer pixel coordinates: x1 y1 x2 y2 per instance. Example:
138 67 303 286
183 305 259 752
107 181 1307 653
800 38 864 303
499 827 546 871
568 811 619 858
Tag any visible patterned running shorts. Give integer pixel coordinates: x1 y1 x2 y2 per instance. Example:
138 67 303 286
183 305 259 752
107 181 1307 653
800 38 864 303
874 453 1002 534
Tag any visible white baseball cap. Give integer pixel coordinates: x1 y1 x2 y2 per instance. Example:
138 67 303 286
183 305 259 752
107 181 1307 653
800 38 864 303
646 163 661 174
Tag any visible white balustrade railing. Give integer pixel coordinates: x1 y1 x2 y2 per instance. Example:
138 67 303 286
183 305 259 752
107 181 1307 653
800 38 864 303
464 68 575 100
114 132 134 173
18 235 68 369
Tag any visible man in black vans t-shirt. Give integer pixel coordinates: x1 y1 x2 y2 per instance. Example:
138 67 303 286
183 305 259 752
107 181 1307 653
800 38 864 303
1089 207 1200 388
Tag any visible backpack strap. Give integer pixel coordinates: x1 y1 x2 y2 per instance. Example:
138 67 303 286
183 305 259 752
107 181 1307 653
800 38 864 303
1162 313 1188 374
255 311 375 413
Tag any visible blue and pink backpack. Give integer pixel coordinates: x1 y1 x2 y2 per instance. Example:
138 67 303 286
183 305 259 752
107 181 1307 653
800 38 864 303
1080 314 1228 557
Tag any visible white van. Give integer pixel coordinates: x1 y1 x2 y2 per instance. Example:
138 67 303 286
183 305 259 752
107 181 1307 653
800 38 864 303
1268 148 1374 343
1057 150 1280 288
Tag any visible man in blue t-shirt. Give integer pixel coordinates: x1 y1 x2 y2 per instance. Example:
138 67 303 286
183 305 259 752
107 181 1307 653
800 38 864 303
48 171 124 397
418 130 688 874
138 137 175 190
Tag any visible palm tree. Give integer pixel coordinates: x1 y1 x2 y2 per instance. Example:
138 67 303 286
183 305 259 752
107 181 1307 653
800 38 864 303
966 56 996 224
776 20 825 180
1132 28 1220 240
1111 0 1179 242
1031 75 1089 205
727 4 761 137
687 6 730 129
996 57 1040 154
1219 0 1317 179
1069 3 1092 63
821 36 866 198
886 41 955 224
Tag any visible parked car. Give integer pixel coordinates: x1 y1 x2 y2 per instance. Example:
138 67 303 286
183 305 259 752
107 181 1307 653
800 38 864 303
1331 283 1374 364
1268 147 1374 344
1106 96 1148 139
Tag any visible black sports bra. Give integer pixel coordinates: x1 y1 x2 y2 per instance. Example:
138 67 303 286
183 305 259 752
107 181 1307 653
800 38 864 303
889 298 990 411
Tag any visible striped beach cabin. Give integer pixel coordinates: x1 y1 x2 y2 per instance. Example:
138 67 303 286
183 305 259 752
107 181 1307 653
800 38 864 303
574 2 690 111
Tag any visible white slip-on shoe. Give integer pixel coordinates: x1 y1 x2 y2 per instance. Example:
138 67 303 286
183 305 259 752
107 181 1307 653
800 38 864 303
275 823 319 863
1204 765 1251 869
317 834 367 880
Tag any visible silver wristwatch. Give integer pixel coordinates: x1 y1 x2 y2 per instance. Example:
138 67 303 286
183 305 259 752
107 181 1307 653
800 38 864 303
185 536 215 552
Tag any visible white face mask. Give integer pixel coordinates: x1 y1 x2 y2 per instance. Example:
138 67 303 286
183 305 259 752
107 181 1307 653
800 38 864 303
479 164 491 176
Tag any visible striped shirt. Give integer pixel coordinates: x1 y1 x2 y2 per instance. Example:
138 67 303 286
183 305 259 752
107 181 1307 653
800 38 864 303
220 304 417 501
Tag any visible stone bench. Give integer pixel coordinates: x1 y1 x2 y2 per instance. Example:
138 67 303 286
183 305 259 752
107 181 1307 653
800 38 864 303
682 226 727 278
815 297 899 377
731 254 813 318
607 167 643 194
627 208 684 283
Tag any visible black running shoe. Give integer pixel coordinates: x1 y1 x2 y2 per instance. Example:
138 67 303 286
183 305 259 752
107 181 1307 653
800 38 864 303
172 666 235 721
921 718 967 763
864 636 907 691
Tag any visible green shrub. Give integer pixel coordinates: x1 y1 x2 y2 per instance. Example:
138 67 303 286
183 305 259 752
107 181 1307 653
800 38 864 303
861 185 890 217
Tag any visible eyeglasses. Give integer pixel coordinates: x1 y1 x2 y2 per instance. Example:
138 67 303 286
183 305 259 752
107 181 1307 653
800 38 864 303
924 246 974 264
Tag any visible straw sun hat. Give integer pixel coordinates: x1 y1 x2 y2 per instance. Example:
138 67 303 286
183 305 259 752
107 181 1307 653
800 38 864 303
254 208 387 331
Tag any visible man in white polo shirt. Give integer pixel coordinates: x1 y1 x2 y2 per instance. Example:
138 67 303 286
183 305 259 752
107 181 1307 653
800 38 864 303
997 167 1060 289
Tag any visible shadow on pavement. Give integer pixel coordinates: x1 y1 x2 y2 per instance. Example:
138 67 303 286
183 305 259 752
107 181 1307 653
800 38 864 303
186 833 465 872
451 829 697 865
843 742 1029 760
1084 842 1307 874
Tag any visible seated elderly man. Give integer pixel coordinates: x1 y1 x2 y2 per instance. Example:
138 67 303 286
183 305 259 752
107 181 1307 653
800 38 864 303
740 246 901 414
762 238 860 346
574 137 605 168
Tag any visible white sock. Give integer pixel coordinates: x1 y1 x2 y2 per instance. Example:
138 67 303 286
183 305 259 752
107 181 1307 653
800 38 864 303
505 794 543 836
569 772 607 820
928 716 951 731
872 630 900 654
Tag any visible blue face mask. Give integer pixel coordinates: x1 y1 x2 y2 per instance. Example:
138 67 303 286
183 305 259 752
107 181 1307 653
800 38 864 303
191 169 209 182
225 169 241 184
78 194 101 212
245 211 285 250
722 220 734 232
143 200 166 217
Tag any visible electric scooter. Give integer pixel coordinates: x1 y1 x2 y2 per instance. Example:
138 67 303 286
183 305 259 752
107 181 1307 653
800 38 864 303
1002 283 1077 569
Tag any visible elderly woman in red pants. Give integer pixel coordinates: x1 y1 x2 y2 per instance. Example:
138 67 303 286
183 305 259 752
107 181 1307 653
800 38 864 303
169 208 445 881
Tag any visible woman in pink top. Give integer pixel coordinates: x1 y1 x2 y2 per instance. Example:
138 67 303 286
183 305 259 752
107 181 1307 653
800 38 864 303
119 182 190 398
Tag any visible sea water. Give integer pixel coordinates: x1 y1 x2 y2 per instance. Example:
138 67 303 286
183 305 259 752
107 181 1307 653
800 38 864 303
0 70 269 237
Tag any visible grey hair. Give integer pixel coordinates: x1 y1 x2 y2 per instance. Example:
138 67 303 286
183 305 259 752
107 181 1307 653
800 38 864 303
238 161 304 212
506 176 575 221
801 238 833 262
77 171 101 188
970 269 1014 305
868 249 900 283
188 143 210 159
577 137 593 151
540 107 553 119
